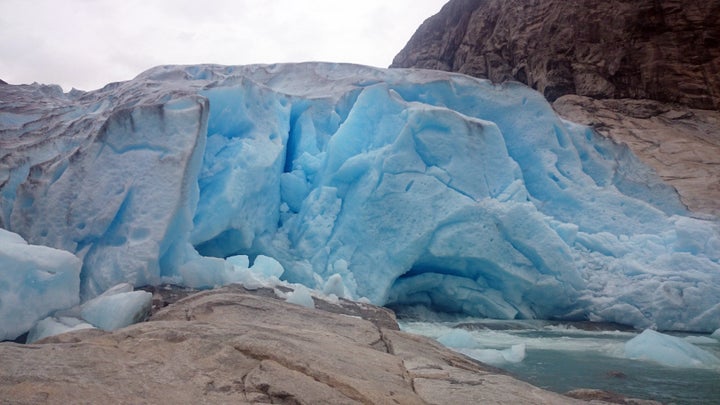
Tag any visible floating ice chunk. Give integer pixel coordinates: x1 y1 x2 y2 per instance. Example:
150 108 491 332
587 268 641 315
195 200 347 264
436 328 525 365
80 286 152 331
683 335 720 345
437 329 478 349
503 344 526 363
0 228 81 341
624 329 720 368
26 316 94 343
285 284 315 308
459 344 526 366
712 328 720 339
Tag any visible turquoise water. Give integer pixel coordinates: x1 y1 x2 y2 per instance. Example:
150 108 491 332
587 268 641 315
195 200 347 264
506 347 720 404
399 318 720 404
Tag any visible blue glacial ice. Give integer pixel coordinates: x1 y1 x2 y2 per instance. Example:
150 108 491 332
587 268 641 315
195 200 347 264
625 329 720 368
79 283 152 331
1 63 719 337
0 228 81 340
284 284 316 309
24 282 151 342
436 328 526 365
26 316 94 344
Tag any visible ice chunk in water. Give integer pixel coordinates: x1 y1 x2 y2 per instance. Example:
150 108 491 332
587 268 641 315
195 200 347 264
624 329 720 368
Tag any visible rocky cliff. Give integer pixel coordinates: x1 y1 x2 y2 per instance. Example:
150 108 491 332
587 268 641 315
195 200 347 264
391 0 720 109
392 0 720 216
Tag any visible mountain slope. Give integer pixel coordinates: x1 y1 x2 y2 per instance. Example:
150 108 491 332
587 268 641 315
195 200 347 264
391 0 720 109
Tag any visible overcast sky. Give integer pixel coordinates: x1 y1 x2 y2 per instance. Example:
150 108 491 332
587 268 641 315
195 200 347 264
0 0 447 91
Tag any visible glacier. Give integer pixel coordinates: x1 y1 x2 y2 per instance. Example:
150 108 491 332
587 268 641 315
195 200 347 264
1 62 719 339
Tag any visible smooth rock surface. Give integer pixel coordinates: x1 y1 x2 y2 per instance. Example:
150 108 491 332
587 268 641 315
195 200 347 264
0 285 593 404
553 96 720 216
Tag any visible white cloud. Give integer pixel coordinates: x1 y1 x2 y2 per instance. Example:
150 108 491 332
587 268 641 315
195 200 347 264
0 0 446 90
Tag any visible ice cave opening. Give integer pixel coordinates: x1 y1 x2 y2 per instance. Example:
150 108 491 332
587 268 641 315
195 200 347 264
385 257 532 321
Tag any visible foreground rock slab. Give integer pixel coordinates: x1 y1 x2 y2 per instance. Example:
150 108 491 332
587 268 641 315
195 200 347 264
0 285 595 404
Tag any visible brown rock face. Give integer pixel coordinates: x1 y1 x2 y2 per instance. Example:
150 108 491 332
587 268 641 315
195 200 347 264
391 0 720 110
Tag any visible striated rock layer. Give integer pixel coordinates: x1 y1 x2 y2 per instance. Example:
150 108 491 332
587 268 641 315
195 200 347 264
392 0 720 216
0 285 593 404
391 0 720 109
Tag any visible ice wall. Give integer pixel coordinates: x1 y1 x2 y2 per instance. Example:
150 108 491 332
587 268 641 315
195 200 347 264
1 63 719 334
0 229 81 340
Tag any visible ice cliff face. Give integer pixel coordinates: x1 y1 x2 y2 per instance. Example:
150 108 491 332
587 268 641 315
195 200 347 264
391 0 720 217
1 63 719 337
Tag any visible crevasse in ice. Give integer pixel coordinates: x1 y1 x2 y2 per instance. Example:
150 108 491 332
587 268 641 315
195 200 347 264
1 63 719 338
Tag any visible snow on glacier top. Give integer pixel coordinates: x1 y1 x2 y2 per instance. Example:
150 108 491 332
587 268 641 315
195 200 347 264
1 62 719 340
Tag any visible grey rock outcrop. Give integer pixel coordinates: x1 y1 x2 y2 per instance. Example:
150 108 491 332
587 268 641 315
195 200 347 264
391 0 720 110
392 0 720 216
0 285 593 404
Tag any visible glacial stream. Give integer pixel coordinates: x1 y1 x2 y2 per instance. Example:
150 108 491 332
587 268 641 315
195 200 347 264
399 316 720 404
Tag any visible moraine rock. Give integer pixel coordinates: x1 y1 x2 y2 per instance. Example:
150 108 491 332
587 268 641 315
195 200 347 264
0 285 599 404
